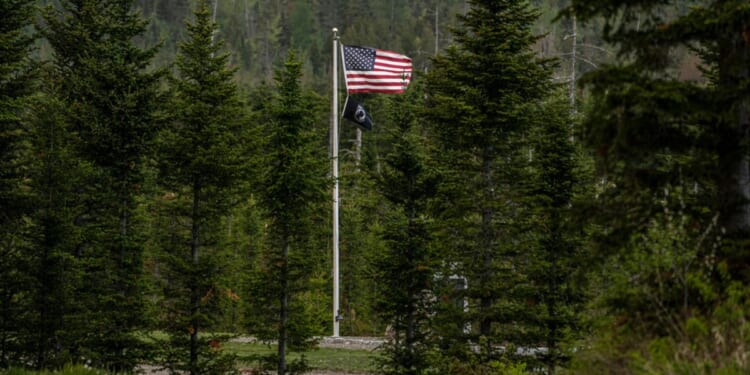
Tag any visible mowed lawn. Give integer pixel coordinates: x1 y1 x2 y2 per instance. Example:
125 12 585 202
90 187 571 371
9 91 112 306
225 341 378 373
1 342 378 374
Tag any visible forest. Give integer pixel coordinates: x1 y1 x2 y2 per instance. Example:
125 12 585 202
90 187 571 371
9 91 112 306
2 0 750 374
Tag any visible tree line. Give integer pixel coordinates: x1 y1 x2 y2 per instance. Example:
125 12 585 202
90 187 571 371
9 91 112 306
2 0 750 374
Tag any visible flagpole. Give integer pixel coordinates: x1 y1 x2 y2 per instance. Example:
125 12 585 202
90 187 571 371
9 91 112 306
355 129 362 172
331 27 341 338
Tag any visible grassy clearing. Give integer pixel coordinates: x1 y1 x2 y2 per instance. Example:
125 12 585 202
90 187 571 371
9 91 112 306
2 340 378 374
1 365 109 375
224 341 378 373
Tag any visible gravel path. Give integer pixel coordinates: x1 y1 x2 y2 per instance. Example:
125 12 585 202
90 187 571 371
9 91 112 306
228 336 384 351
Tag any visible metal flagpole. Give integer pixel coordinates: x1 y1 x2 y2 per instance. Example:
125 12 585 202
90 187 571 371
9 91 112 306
331 27 341 338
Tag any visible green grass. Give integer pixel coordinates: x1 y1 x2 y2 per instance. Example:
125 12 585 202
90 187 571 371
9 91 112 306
1 365 109 375
2 340 378 374
145 331 379 372
224 341 378 373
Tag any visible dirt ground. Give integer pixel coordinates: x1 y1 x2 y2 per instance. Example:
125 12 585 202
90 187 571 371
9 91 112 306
228 336 383 351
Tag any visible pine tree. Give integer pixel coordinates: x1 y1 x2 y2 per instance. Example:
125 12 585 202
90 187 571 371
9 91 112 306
0 0 36 367
156 0 245 373
561 0 750 371
246 51 328 375
24 87 83 369
372 86 437 375
565 0 750 272
336 95 388 337
526 95 583 373
423 0 555 367
41 0 164 369
337 168 383 336
0 0 35 222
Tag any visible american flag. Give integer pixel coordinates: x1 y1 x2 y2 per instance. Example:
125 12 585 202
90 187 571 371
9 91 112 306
342 45 412 94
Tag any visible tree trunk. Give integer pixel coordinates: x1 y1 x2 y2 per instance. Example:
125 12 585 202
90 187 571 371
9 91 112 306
278 239 289 375
406 206 416 364
479 148 495 339
355 128 362 172
569 15 577 111
189 180 201 375
36 239 51 369
546 222 560 375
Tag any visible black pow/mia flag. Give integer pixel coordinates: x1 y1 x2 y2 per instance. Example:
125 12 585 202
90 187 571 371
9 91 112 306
342 96 373 131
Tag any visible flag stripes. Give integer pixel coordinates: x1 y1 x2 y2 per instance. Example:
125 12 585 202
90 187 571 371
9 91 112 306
343 45 412 94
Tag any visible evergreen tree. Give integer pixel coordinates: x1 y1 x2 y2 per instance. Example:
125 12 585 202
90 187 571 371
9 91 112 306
338 166 384 336
562 0 750 371
156 0 245 373
526 95 583 373
372 86 437 375
0 0 36 367
423 0 555 367
565 0 750 270
337 97 388 337
24 87 84 369
41 0 164 369
0 0 34 223
246 51 328 375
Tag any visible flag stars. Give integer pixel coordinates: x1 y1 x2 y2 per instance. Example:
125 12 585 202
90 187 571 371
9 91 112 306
344 46 376 71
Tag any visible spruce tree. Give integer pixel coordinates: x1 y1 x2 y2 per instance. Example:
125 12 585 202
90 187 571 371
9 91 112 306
526 96 582 374
563 0 750 370
0 0 34 223
336 98 388 337
372 86 437 375
25 87 83 369
246 51 328 375
41 0 164 369
423 0 555 367
338 167 384 336
0 0 35 367
565 0 750 272
156 0 245 373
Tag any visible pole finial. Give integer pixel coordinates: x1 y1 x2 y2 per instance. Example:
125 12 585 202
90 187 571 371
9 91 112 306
332 27 338 34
